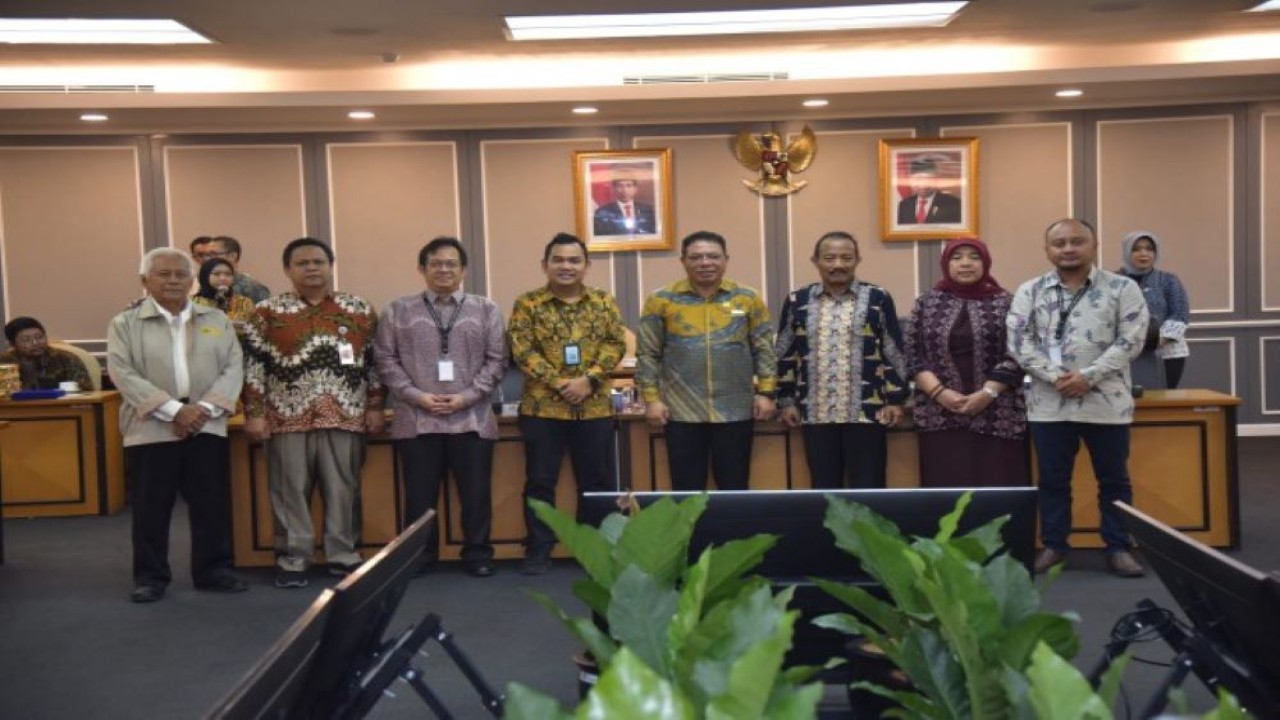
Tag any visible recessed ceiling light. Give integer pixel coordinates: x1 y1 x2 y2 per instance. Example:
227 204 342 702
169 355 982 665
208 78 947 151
505 3 968 41
571 106 598 115
0 18 211 44
803 98 830 108
347 110 375 120
1246 1 1280 12
79 112 108 122
1055 88 1084 98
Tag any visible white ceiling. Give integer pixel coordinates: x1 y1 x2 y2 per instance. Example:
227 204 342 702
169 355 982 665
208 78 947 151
2 0 1280 133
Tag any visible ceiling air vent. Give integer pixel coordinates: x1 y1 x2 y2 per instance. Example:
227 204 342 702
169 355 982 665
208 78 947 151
0 84 156 94
623 72 789 85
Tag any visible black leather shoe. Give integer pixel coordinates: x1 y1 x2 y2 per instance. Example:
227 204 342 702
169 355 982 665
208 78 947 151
195 573 249 593
467 562 496 578
1033 548 1068 574
130 585 165 603
520 554 552 576
1107 550 1146 578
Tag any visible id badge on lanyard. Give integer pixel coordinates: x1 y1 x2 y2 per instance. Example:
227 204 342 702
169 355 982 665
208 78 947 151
563 343 582 367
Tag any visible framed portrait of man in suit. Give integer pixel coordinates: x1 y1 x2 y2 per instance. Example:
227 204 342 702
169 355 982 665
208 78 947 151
879 137 979 242
573 148 674 252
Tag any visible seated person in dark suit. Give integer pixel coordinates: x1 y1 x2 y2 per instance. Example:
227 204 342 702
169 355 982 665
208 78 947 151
897 157 962 225
593 169 657 236
1 316 92 390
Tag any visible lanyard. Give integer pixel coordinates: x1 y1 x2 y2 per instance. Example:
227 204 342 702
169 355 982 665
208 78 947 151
1053 281 1090 342
423 295 465 355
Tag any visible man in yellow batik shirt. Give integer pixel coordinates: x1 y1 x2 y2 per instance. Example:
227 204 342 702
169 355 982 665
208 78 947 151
636 230 777 492
508 232 626 575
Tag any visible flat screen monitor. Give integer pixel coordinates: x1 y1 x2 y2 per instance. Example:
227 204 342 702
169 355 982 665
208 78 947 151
204 589 336 720
1116 501 1280 710
293 509 434 719
579 488 1038 581
579 489 1037 670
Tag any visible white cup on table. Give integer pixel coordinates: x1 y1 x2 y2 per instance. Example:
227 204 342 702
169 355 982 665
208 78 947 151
58 381 80 393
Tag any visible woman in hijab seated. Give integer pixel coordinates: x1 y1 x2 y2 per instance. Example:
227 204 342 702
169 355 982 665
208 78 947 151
1119 231 1190 389
192 257 256 335
1 316 92 390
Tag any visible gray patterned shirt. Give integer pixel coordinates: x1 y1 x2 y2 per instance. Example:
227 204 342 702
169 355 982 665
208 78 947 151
1007 266 1148 424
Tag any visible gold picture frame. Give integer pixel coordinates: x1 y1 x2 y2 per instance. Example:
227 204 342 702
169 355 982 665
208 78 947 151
573 148 674 252
879 137 979 242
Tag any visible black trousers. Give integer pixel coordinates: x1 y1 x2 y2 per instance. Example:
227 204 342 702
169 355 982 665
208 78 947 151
398 433 494 564
128 434 234 588
802 422 888 489
518 416 616 554
664 420 754 491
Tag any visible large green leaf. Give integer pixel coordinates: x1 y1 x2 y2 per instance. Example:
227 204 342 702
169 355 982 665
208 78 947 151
614 495 708 586
999 614 1080 671
529 591 618 668
934 491 972 542
678 582 788 702
529 499 615 588
1024 642 1115 720
577 647 695 720
889 624 970 719
698 534 779 608
824 499 929 614
914 558 1009 720
812 578 907 637
957 514 1010 560
761 680 825 719
607 565 680 675
570 578 610 619
979 554 1041 628
502 682 573 720
668 550 711 660
598 512 629 546
705 610 798 719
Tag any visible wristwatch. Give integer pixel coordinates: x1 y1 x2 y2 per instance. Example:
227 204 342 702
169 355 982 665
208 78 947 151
980 386 1000 399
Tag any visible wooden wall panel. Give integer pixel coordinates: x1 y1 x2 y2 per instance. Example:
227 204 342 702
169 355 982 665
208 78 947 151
633 135 765 310
327 142 460 312
0 147 143 341
1097 116 1233 312
788 129 918 306
164 145 307 298
480 138 613 319
941 122 1073 290
1262 113 1280 311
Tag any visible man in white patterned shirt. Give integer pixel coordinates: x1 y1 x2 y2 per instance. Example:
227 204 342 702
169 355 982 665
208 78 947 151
1007 218 1149 578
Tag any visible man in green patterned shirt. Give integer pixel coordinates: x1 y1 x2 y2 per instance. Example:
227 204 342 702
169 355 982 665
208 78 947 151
508 232 627 574
636 230 777 491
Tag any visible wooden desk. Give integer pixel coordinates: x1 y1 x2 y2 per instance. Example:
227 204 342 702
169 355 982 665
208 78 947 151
227 388 1241 566
228 416 580 566
0 391 125 518
1062 389 1241 549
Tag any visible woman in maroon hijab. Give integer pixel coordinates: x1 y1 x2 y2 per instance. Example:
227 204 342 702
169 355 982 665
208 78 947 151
905 237 1029 487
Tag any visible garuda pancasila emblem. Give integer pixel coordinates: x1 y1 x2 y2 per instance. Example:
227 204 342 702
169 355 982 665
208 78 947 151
733 125 817 196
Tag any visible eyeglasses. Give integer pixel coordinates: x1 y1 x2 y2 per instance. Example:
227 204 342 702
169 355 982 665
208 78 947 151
15 333 46 346
426 260 461 269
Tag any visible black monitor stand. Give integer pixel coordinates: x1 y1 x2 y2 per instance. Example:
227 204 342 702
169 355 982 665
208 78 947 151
342 613 504 719
1088 598 1279 718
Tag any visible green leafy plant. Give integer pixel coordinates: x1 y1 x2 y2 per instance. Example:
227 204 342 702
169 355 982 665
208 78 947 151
814 492 1085 719
813 493 1250 719
502 494 823 719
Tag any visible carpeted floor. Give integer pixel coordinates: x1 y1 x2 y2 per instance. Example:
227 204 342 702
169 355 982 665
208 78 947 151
1 437 1276 719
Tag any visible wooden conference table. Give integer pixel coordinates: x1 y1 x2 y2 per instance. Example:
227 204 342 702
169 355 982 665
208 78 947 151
0 391 126 519
227 388 1241 566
